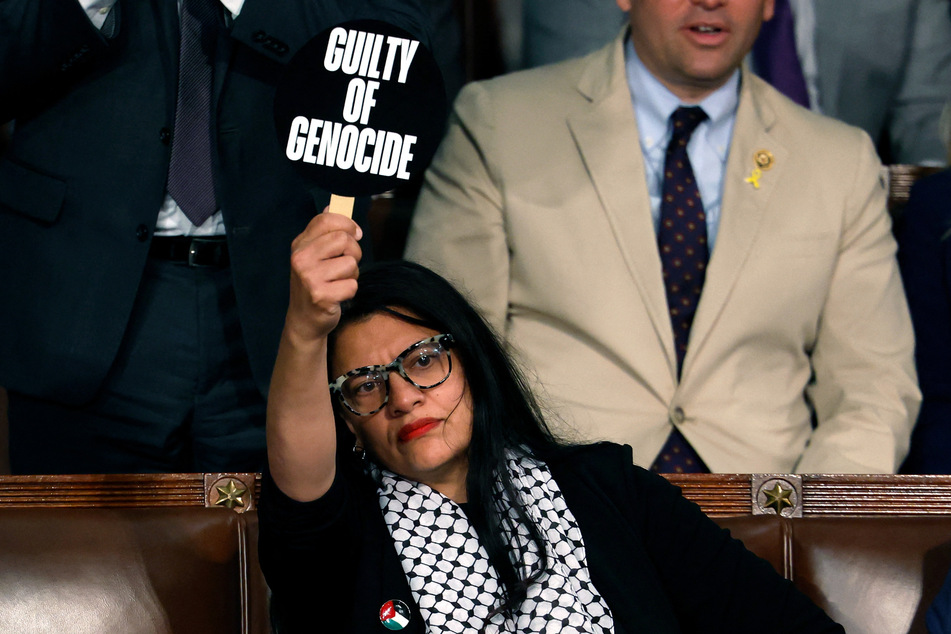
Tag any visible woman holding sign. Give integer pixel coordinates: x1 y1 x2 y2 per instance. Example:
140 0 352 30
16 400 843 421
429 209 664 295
257 212 843 633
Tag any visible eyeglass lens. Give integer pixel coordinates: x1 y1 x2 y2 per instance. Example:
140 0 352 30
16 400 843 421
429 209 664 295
341 340 451 414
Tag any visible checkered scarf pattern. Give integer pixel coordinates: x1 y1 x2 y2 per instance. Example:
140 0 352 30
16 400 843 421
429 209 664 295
368 452 615 633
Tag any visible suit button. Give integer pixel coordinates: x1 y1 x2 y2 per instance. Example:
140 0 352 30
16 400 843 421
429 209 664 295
252 30 266 42
159 127 171 145
672 407 686 424
136 224 150 242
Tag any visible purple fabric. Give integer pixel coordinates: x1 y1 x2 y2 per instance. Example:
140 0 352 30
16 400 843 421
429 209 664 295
752 0 810 107
167 0 219 227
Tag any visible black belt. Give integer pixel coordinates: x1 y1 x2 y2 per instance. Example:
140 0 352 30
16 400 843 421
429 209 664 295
149 236 230 268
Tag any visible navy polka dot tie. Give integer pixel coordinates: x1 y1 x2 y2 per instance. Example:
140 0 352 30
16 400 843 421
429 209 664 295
652 106 710 474
651 426 708 474
166 0 219 227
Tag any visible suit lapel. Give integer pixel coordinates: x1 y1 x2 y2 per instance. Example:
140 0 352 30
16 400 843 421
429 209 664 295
567 33 677 371
685 70 789 373
150 1 180 124
353 479 425 633
212 8 234 107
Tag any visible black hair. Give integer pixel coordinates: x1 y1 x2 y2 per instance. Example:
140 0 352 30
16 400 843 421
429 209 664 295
328 259 569 624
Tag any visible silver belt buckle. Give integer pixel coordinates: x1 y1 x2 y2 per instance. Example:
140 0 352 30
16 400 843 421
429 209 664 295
187 238 216 267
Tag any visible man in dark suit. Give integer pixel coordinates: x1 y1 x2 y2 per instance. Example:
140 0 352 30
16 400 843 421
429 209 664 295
0 0 430 473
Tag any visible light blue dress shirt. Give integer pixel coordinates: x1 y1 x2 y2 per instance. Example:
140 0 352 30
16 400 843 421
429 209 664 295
623 37 739 252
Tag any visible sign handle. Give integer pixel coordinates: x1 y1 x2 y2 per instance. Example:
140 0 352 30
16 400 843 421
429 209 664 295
329 194 354 218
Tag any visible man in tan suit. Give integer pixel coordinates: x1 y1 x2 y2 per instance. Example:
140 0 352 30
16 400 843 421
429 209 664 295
406 0 920 473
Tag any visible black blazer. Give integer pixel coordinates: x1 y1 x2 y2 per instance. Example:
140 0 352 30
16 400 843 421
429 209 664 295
0 0 428 403
898 169 951 473
258 443 843 633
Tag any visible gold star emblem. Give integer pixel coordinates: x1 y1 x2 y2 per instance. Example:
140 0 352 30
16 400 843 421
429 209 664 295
214 479 248 510
762 482 794 515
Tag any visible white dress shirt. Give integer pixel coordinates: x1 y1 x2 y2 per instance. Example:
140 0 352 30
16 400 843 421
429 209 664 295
624 37 739 252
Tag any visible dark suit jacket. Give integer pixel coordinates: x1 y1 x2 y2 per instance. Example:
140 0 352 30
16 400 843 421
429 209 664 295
0 0 428 403
258 442 843 633
899 170 951 473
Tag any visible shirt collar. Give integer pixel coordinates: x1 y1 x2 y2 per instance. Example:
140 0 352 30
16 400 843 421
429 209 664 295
624 36 740 159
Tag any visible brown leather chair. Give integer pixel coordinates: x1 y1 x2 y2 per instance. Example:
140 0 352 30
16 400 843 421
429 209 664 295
0 474 267 634
0 508 255 633
3 472 951 633
673 472 951 634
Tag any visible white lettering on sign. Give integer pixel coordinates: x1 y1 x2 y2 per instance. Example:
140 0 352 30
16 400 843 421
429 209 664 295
290 26 425 183
323 28 417 84
342 78 380 125
285 116 417 180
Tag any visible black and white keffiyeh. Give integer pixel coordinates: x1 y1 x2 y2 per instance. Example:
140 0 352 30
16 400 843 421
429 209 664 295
368 452 615 633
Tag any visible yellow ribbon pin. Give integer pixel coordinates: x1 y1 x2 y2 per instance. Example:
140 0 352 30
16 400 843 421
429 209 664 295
745 168 763 189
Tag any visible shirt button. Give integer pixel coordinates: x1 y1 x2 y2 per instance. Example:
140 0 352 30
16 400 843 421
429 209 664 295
135 224 150 242
159 127 171 145
672 407 686 424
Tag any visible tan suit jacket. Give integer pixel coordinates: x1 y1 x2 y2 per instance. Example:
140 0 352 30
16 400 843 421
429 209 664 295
406 31 920 473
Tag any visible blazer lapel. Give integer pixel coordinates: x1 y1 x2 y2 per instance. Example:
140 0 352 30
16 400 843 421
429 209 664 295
150 0 180 124
353 481 425 633
684 69 789 374
567 32 677 372
212 8 234 107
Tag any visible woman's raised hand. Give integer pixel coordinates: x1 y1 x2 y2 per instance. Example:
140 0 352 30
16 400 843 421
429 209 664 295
286 208 363 343
267 208 363 501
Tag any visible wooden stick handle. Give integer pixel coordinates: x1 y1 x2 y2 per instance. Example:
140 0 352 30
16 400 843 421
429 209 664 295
328 194 354 218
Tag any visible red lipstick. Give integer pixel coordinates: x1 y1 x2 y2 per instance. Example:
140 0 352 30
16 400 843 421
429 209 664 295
398 418 440 442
